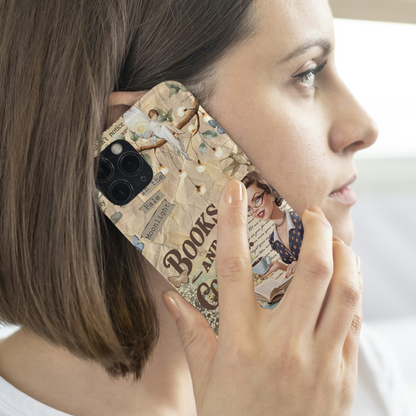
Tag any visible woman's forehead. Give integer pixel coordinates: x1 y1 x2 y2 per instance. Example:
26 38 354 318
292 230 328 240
247 0 335 60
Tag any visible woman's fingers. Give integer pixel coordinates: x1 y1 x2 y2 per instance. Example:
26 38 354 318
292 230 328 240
107 90 148 107
279 206 334 330
286 261 297 277
215 180 259 336
162 290 217 398
342 256 363 365
162 188 361 416
315 241 362 349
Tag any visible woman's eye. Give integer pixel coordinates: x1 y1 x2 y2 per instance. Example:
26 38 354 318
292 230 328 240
298 71 316 86
293 60 328 89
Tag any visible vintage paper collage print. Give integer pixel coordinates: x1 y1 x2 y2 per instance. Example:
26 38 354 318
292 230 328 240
95 81 304 333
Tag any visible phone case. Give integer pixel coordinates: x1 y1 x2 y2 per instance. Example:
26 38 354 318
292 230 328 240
95 81 304 333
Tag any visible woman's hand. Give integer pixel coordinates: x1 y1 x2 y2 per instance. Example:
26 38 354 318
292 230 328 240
286 260 298 278
162 180 362 416
260 260 286 277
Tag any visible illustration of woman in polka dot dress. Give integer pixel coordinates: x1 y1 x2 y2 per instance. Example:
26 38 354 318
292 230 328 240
241 171 304 279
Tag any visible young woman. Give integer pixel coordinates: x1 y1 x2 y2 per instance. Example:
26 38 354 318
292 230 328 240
242 170 302 279
0 0 413 415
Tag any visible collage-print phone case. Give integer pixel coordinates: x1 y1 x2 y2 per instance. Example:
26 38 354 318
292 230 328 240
95 81 304 334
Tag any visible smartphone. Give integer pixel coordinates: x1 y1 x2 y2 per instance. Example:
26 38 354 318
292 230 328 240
95 81 304 333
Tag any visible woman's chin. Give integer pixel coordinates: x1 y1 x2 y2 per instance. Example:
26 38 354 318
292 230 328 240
332 215 355 246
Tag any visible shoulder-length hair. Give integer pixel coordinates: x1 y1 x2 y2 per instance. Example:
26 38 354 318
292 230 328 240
0 0 257 379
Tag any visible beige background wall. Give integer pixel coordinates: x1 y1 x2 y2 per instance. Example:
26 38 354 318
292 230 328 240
329 0 416 24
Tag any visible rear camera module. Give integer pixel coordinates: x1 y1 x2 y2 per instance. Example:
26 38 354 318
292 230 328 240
119 152 143 176
110 143 123 155
95 140 153 206
97 158 113 183
110 181 134 204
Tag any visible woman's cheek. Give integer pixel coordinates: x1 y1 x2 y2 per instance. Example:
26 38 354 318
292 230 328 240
280 120 330 207
264 134 322 208
207 92 329 213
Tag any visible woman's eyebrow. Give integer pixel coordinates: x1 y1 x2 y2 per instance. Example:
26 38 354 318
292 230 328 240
280 38 333 63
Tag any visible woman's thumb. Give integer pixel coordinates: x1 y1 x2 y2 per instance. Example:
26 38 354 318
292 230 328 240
162 290 217 395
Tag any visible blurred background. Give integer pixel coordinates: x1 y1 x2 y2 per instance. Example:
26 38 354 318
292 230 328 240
329 0 416 406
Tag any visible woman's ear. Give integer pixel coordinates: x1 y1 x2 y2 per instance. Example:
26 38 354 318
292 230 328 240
105 90 148 130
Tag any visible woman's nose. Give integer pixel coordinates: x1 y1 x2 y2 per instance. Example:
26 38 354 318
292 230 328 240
328 82 379 154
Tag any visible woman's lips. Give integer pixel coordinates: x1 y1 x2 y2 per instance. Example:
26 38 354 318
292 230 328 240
329 174 357 206
328 186 357 206
258 209 265 218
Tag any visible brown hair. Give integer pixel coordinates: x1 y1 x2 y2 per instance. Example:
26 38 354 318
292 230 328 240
0 0 257 379
241 170 284 207
148 109 159 119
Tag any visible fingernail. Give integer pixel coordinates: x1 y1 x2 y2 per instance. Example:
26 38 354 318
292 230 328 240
162 292 180 321
356 255 362 275
224 180 244 206
333 235 345 244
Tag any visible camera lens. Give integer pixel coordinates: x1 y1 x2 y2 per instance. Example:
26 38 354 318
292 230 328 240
110 181 133 204
119 152 143 176
97 158 113 183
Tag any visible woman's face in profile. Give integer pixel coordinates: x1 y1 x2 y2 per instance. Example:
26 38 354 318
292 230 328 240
206 0 378 244
246 183 275 221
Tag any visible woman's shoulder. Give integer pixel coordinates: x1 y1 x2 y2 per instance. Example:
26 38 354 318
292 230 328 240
354 322 416 415
287 209 301 223
0 325 71 416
